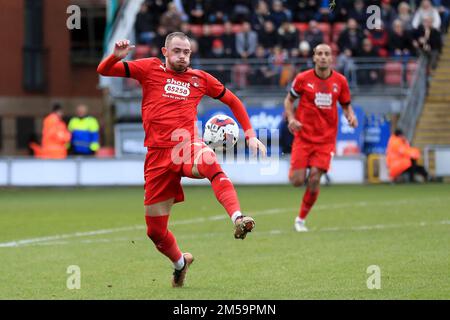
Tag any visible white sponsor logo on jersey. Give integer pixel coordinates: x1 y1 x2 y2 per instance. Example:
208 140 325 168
164 78 191 97
307 83 314 89
314 92 332 108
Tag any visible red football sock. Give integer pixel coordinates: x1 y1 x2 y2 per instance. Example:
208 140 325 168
196 156 241 218
145 215 182 263
299 188 320 220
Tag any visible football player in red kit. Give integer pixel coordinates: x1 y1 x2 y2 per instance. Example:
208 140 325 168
97 33 266 287
284 44 358 232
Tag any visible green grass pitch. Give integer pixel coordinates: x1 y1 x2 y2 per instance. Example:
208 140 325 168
0 184 449 299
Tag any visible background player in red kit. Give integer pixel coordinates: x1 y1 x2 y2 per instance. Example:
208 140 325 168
97 33 266 287
284 44 358 232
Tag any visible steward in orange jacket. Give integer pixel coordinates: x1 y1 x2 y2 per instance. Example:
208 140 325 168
386 129 427 181
39 105 71 159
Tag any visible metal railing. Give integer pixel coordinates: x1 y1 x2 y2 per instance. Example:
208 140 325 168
108 57 418 99
397 55 427 141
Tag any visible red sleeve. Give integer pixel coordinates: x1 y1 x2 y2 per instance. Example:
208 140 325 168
97 55 153 82
290 73 304 98
204 72 226 99
219 89 256 140
97 54 126 77
125 58 155 82
339 76 351 105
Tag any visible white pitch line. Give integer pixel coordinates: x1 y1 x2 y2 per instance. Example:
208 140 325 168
17 219 450 247
0 197 447 248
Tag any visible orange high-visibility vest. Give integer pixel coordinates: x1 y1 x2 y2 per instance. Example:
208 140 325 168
385 135 420 179
40 113 71 159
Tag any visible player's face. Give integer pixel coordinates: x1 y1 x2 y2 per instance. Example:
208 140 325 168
163 37 191 72
313 45 333 70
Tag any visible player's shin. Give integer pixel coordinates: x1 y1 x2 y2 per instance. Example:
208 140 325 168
145 215 183 265
299 188 320 220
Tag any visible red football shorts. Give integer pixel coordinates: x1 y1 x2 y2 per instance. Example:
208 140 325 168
144 141 211 206
289 137 335 173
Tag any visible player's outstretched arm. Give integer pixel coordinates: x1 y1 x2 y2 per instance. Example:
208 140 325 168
219 89 267 157
97 40 135 77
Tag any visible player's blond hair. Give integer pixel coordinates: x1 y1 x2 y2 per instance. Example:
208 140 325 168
164 32 190 48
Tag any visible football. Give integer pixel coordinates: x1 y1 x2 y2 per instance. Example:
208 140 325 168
203 114 239 150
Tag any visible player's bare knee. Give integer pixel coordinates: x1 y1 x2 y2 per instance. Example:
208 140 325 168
290 175 305 187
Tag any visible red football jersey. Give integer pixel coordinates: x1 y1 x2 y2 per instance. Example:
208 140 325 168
290 69 351 145
125 57 226 148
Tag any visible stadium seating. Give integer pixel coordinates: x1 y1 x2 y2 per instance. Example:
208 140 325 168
134 45 151 59
384 61 403 85
332 22 346 42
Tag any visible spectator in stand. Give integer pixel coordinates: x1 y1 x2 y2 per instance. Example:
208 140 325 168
278 21 300 51
159 2 184 33
396 2 414 31
258 20 279 50
290 0 319 22
180 22 195 41
388 19 415 58
146 0 167 28
314 0 335 22
303 20 324 49
413 15 442 69
366 20 389 57
198 24 214 58
209 39 230 83
236 21 258 59
380 0 397 30
348 0 367 26
270 0 290 28
208 2 232 24
251 0 271 33
221 22 237 58
252 45 278 85
356 38 381 85
211 38 226 58
297 40 314 71
185 0 209 24
135 3 155 45
172 0 189 22
231 0 252 23
432 0 450 32
337 18 364 57
152 25 168 49
334 0 354 22
189 38 201 69
412 0 442 30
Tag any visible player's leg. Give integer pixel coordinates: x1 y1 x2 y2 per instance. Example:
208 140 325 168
145 200 193 287
295 144 333 231
301 166 323 215
144 148 193 287
182 143 255 240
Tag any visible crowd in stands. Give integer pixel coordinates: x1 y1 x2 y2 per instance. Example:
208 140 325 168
133 0 449 87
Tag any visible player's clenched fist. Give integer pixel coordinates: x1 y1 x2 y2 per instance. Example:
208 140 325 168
114 39 135 59
288 118 302 134
345 112 358 128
